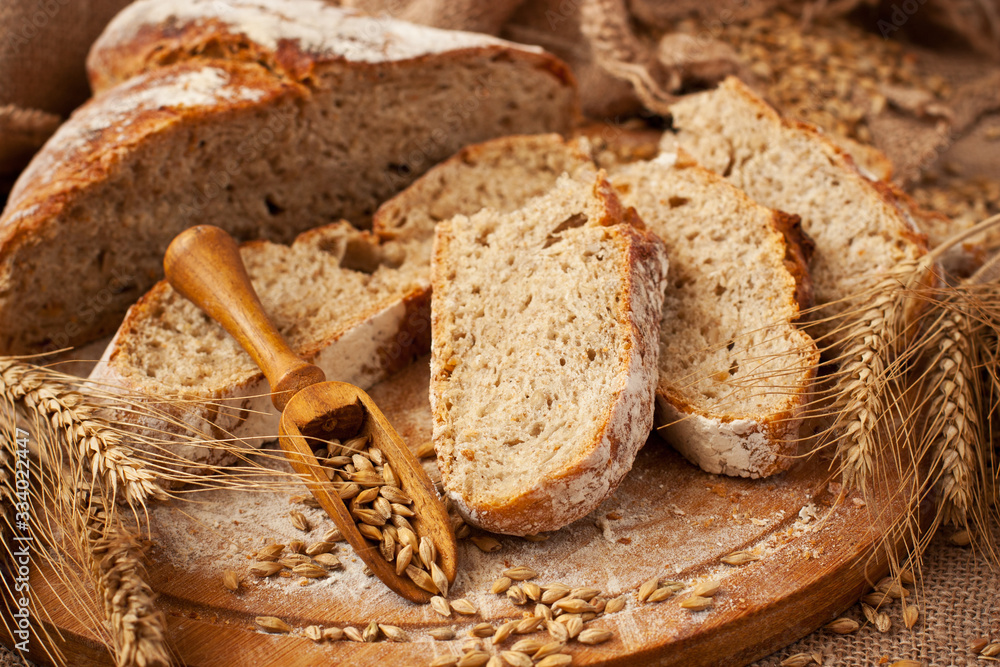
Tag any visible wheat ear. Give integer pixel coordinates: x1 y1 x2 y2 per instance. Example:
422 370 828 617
66 480 170 667
923 303 983 528
825 259 924 489
0 360 163 506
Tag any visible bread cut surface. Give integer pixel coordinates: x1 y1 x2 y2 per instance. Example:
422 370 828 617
89 222 431 472
0 4 575 354
430 172 669 535
668 77 927 337
611 152 819 477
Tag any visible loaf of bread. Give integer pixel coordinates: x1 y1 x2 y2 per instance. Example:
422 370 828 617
88 222 431 473
0 0 576 354
667 77 928 338
611 151 819 478
430 171 669 535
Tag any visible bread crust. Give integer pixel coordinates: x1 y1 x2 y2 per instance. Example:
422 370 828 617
87 0 576 93
430 174 669 535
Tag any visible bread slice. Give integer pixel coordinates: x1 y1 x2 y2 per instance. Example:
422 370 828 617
373 134 594 245
0 5 575 354
611 152 819 477
667 77 927 338
430 172 670 535
88 222 431 472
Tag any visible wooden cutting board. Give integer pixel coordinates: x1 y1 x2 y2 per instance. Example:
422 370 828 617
3 358 907 667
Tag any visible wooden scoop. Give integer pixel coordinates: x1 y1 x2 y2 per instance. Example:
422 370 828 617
164 225 457 603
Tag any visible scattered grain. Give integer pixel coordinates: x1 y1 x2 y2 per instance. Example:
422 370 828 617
255 616 292 633
451 598 478 615
578 628 614 645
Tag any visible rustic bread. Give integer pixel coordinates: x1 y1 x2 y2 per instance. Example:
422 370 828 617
611 152 819 478
89 222 430 472
92 134 594 474
667 77 927 339
430 172 669 535
0 3 575 354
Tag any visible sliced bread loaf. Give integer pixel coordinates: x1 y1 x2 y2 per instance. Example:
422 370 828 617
92 134 595 473
667 77 927 339
430 172 670 535
89 222 431 472
611 152 820 478
0 4 575 354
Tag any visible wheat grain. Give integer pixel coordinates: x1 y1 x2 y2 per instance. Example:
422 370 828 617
223 569 240 592
533 641 567 660
535 655 573 667
824 618 859 634
564 616 584 640
693 580 721 597
507 585 527 605
451 598 478 615
457 651 490 667
578 628 614 645
503 566 537 581
523 582 541 602
429 627 456 640
903 604 919 628
256 616 292 633
510 638 545 654
500 652 533 667
605 595 626 614
680 595 712 611
470 535 501 552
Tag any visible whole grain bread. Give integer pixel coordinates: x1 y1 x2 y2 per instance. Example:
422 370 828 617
89 222 431 473
93 134 592 474
0 1 575 354
611 151 819 478
430 171 669 535
667 77 928 341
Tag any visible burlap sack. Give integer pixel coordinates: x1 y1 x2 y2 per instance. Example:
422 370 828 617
0 0 132 180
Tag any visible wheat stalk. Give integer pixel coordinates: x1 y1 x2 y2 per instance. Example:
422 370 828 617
0 360 164 507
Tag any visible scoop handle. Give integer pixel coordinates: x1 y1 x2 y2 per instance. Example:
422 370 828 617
164 225 326 411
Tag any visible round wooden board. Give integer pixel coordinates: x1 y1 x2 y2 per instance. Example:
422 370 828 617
5 358 905 667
